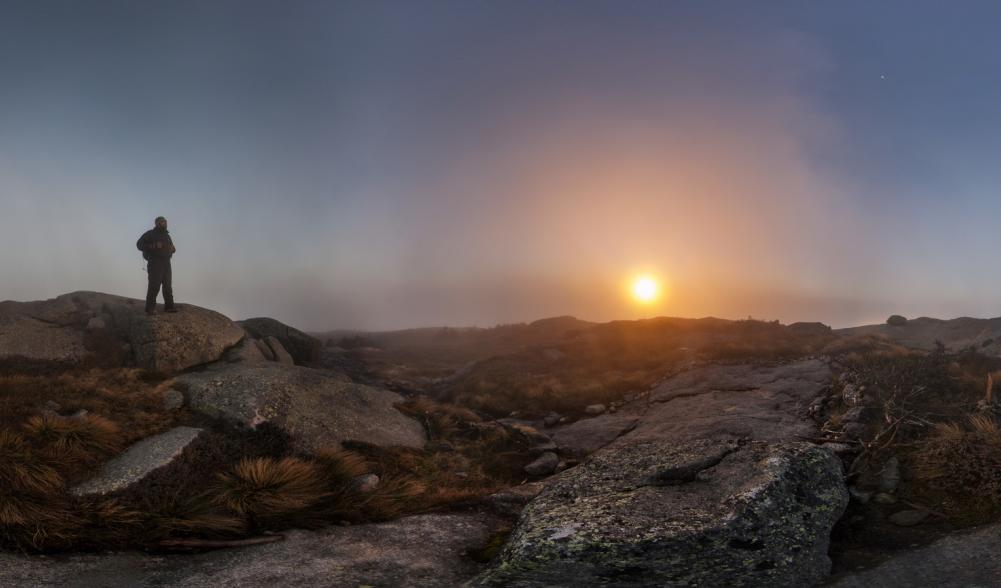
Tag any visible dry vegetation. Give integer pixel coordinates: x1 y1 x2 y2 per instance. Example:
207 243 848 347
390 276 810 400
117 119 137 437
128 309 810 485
0 370 536 553
820 342 1001 571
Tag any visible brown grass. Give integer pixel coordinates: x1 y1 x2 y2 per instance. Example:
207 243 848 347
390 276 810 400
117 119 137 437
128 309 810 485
212 457 330 527
913 416 1001 504
23 414 122 473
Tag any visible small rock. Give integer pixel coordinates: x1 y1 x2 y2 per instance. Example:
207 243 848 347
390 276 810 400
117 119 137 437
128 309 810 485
886 314 908 326
584 404 606 415
162 388 185 411
822 443 853 456
426 440 455 452
68 409 89 419
351 474 380 493
543 413 562 428
889 510 930 527
849 486 872 504
86 317 106 330
842 384 863 406
524 452 560 476
264 337 295 366
873 492 898 505
841 422 866 440
529 442 559 454
254 338 276 361
880 456 901 493
44 400 61 412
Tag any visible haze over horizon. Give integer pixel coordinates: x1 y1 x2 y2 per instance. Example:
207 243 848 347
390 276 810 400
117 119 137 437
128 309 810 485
4 1 1001 331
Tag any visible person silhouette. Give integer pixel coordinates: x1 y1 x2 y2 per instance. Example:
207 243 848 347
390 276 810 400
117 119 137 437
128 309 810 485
136 216 178 315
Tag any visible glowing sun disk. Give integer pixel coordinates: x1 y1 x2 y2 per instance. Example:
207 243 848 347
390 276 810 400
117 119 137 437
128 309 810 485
633 277 658 302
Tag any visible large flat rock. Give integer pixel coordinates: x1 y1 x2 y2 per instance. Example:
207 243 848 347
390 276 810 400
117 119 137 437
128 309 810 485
72 427 204 496
551 414 639 457
475 439 848 587
619 359 832 445
0 513 504 587
0 292 245 374
176 363 427 453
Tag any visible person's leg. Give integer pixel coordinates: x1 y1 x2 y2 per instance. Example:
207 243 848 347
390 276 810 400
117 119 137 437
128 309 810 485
145 260 163 313
163 262 175 310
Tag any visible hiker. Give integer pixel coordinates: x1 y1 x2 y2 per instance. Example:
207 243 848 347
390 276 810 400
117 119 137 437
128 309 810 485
136 216 178 315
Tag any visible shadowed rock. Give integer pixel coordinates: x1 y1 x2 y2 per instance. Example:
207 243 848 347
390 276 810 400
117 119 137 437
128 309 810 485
238 317 321 365
176 362 426 453
264 336 295 365
0 513 506 587
475 439 848 587
72 427 204 496
829 523 1001 587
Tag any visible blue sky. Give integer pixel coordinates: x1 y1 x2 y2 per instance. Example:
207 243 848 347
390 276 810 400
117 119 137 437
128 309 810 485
3 1 1001 330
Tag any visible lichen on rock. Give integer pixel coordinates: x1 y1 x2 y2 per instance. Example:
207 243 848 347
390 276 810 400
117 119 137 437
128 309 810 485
474 439 848 587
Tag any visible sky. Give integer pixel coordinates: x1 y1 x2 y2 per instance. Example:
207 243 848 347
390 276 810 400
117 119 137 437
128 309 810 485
4 1 1001 331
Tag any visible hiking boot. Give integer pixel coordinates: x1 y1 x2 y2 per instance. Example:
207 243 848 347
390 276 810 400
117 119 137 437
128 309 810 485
145 308 156 316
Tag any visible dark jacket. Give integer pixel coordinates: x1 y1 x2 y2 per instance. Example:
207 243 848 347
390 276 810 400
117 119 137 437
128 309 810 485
136 228 176 260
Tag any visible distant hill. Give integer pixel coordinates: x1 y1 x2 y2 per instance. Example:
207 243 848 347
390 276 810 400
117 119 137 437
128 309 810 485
837 316 1001 354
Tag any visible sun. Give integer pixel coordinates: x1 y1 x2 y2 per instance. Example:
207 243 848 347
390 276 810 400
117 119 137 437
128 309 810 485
632 276 658 303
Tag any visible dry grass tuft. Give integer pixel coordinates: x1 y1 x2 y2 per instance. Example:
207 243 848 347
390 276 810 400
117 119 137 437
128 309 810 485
313 449 370 485
23 414 123 471
212 457 330 528
0 430 64 495
913 415 1001 502
398 397 482 439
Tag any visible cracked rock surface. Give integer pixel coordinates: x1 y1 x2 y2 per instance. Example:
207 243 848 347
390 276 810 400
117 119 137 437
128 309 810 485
474 439 848 587
618 359 832 445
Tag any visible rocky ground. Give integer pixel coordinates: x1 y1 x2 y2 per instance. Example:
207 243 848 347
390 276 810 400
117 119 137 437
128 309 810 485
4 294 1001 586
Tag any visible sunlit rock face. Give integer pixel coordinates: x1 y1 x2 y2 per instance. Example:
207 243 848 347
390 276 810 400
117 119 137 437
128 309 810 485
0 291 244 374
475 439 848 587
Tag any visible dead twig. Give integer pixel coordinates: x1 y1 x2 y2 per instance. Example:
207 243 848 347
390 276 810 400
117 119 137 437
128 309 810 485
158 535 285 551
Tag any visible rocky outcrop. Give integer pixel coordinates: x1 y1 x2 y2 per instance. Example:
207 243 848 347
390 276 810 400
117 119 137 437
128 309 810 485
175 362 426 453
72 427 204 496
0 292 244 373
475 439 848 587
124 306 245 375
238 317 321 365
0 513 506 587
